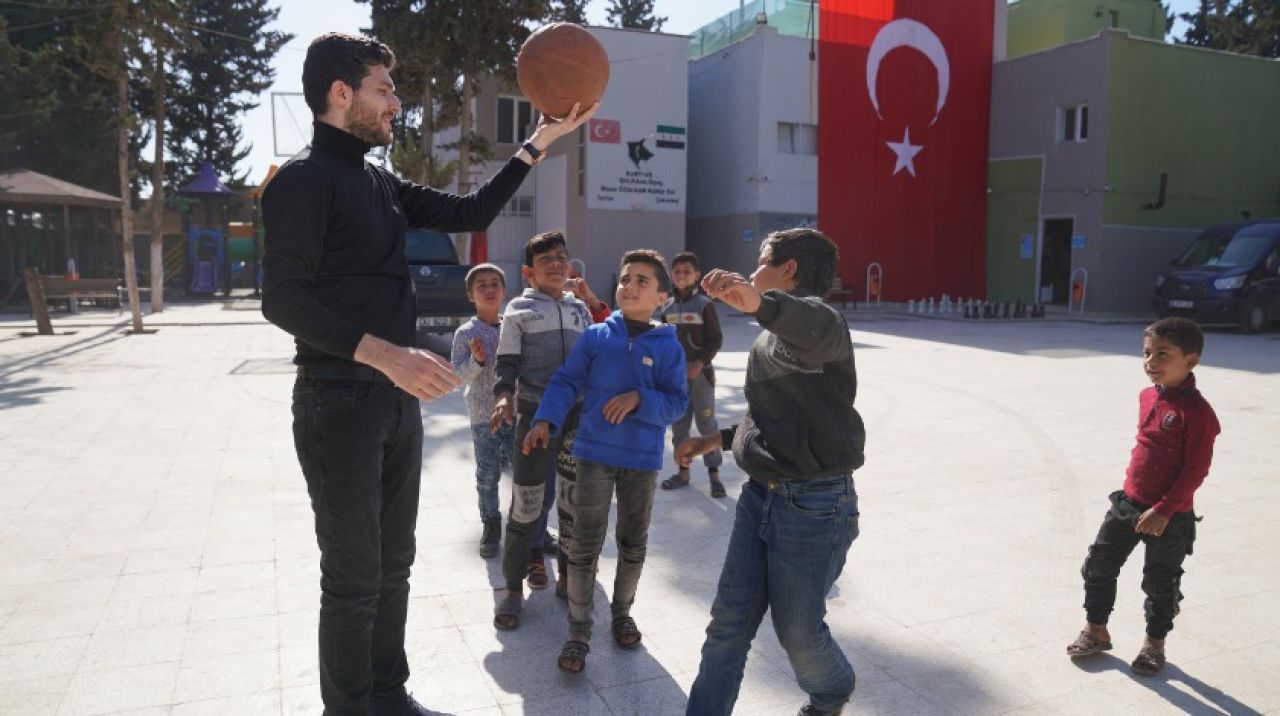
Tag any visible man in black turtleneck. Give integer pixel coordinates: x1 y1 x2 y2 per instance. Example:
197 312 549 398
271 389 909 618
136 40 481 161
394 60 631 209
261 33 595 716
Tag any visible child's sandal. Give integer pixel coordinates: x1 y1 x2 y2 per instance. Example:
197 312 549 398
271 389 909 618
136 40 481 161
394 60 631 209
1065 630 1112 658
557 640 590 673
661 473 690 490
709 478 726 499
611 616 642 649
1130 647 1165 676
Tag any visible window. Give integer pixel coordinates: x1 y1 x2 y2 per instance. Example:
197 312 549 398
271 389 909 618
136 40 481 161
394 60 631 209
497 97 537 145
777 122 818 155
1108 10 1120 28
1060 104 1088 143
501 195 533 218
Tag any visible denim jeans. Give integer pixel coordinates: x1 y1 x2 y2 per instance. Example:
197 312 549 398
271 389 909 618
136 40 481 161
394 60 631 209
470 422 515 522
686 475 859 716
292 377 422 715
562 459 658 641
1082 490 1197 639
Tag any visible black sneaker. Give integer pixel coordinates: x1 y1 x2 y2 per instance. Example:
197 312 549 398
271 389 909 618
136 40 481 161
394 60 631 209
372 691 431 715
797 705 843 716
479 517 501 558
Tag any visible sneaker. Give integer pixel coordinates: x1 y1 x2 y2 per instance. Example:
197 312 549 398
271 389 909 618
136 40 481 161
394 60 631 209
527 554 549 590
479 517 501 558
371 691 430 715
797 704 843 716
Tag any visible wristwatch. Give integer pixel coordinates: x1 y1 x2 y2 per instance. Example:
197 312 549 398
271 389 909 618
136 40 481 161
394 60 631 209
521 141 545 166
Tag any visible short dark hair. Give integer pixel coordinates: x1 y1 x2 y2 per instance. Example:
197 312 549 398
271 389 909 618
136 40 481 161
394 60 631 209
621 249 671 293
1145 317 1205 356
671 251 700 272
465 263 506 293
524 230 567 267
302 33 396 116
762 228 838 295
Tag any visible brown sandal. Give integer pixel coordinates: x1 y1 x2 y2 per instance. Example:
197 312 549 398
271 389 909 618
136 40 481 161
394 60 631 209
1065 630 1112 658
612 616 642 649
1131 647 1165 676
557 640 590 673
709 478 726 498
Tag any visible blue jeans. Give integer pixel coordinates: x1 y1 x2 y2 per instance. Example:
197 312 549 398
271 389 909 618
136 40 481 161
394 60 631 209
687 475 859 715
470 422 515 522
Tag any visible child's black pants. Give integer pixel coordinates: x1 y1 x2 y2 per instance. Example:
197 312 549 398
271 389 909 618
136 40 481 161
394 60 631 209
1081 490 1198 639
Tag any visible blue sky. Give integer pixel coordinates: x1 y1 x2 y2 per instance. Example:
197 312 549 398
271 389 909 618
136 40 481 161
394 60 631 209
238 0 1202 184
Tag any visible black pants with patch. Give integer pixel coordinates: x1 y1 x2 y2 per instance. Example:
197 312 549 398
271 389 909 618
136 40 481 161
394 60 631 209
1081 490 1198 639
501 402 580 592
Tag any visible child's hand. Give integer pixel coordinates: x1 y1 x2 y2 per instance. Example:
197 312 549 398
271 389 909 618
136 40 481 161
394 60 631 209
1136 508 1170 537
676 434 722 468
686 361 703 381
469 337 486 364
602 390 640 424
490 393 514 434
523 421 551 455
701 269 762 314
565 277 599 307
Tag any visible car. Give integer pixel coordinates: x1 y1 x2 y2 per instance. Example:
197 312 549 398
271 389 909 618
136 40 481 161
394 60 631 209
406 228 473 339
1152 220 1280 333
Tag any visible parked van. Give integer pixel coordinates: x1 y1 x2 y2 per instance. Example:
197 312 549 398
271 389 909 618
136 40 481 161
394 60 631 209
1152 220 1280 333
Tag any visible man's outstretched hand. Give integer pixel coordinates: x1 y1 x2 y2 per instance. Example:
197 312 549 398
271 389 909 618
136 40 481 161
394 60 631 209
527 102 600 152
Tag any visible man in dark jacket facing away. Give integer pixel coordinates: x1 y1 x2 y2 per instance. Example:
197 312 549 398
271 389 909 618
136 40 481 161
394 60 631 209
677 228 865 716
261 33 594 715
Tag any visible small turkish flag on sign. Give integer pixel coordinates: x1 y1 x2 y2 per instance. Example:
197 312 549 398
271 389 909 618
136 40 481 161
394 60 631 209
589 118 621 144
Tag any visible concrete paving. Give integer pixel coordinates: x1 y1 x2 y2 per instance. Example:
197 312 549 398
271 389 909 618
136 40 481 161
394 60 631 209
0 300 1277 715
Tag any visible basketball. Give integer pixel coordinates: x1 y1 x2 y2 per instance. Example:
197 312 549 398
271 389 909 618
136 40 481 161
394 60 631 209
516 23 610 120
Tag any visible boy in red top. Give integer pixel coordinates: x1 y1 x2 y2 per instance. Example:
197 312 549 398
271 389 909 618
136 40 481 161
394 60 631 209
1066 317 1220 676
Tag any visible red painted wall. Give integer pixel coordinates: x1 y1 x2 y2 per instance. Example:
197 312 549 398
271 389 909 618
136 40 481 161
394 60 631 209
819 0 993 300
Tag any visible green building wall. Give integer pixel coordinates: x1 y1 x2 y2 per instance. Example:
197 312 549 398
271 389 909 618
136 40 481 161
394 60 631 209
1104 36 1280 227
986 158 1043 302
1007 0 1164 58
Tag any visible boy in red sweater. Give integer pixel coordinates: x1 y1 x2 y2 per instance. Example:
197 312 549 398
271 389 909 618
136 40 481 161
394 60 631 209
1066 317 1220 676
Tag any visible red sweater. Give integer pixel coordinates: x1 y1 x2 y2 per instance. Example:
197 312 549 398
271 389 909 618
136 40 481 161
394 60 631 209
1123 373 1220 517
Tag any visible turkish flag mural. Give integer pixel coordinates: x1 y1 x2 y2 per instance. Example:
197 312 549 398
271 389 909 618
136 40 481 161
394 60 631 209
819 0 993 300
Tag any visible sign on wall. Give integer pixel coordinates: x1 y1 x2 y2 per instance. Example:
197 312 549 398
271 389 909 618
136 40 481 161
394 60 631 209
588 118 687 212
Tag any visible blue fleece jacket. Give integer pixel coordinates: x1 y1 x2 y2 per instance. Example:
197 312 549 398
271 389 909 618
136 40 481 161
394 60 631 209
533 311 689 471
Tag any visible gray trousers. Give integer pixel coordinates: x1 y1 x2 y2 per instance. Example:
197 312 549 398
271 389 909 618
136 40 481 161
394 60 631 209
670 371 722 469
563 458 658 641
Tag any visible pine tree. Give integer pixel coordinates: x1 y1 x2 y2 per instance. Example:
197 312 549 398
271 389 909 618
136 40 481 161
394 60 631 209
550 0 591 24
165 0 292 188
1177 0 1280 58
605 0 666 31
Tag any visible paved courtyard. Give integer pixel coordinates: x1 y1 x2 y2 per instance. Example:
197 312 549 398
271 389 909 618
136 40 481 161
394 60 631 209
0 301 1277 715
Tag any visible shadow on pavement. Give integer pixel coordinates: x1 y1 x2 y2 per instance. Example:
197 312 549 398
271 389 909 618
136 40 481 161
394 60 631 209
1073 653 1264 714
0 375 71 410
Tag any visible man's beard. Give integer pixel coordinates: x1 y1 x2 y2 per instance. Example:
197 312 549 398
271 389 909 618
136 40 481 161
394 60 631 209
346 96 392 146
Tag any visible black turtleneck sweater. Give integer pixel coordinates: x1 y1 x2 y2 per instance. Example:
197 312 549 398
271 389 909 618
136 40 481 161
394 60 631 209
261 122 530 365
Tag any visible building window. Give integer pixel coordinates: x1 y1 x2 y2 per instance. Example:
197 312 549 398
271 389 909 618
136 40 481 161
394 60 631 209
502 195 533 217
1108 10 1120 28
497 97 537 145
777 122 818 155
1060 103 1088 143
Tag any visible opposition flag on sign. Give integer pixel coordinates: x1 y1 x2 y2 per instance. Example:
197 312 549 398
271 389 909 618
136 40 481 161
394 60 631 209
819 0 993 301
655 125 686 150
589 118 621 143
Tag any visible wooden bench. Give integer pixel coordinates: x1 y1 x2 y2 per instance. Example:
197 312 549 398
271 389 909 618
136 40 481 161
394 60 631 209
21 268 123 335
826 276 857 308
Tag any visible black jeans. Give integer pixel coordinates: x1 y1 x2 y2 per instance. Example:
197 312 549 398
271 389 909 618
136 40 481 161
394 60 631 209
501 404 579 592
293 377 423 715
1081 490 1198 639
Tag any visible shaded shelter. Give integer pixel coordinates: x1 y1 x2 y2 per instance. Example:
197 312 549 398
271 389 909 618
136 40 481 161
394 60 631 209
0 168 123 307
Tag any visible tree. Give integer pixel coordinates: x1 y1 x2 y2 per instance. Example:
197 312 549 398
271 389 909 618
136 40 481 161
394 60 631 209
165 0 292 188
1176 0 1280 58
549 0 591 24
606 0 666 31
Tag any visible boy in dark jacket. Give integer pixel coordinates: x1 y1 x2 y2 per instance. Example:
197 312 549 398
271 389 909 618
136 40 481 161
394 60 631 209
524 250 688 674
678 229 864 716
660 251 726 497
1065 317 1220 677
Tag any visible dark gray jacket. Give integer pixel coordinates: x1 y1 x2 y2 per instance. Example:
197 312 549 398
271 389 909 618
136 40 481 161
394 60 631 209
721 290 865 482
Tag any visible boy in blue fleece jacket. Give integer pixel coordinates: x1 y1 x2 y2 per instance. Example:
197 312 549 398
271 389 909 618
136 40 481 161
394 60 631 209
524 250 688 674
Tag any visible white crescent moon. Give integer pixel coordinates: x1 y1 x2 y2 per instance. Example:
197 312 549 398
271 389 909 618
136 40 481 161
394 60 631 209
591 121 610 140
866 19 950 126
